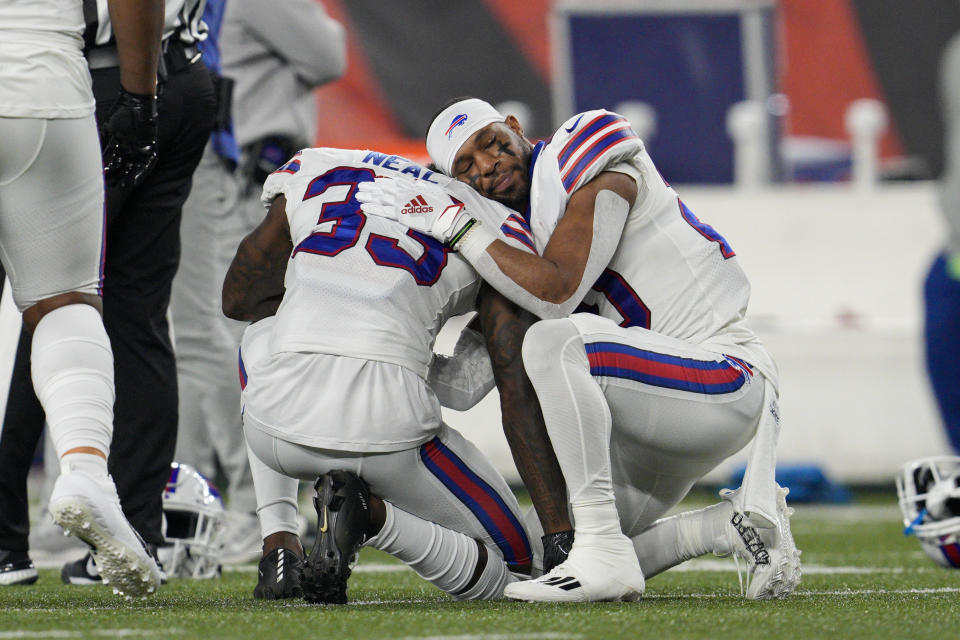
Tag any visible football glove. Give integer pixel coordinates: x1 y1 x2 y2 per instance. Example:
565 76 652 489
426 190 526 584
100 86 159 189
356 177 476 248
541 530 574 574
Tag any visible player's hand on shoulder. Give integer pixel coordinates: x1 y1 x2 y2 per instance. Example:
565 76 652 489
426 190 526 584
100 86 159 189
356 176 472 245
354 175 401 221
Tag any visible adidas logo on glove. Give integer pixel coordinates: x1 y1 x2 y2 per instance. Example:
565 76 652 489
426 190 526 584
401 196 434 215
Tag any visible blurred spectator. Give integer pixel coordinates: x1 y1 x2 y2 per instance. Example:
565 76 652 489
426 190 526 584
169 0 345 564
924 30 960 454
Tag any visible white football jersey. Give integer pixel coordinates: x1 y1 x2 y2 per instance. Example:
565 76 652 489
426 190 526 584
0 0 94 118
260 147 535 379
529 110 778 388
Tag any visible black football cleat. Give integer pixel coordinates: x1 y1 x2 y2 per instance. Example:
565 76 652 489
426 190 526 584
254 547 303 600
61 552 102 585
301 470 370 604
0 549 38 586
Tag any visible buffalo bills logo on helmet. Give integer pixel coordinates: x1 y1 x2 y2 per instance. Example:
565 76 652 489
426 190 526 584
445 114 468 139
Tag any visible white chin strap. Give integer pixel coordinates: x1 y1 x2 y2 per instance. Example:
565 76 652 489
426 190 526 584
427 99 504 175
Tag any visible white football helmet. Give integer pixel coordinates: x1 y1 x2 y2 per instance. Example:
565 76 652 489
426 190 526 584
896 456 960 568
158 462 226 579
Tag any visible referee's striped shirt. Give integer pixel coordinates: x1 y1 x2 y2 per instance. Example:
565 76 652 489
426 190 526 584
82 0 207 49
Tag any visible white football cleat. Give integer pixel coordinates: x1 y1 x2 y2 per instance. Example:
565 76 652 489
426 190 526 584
715 485 802 599
49 471 161 598
504 532 645 602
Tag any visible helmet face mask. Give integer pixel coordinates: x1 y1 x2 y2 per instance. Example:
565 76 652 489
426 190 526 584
159 462 227 579
897 456 960 568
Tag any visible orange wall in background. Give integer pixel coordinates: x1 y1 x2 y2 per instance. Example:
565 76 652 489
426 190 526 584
779 0 901 156
312 0 902 158
483 0 552 83
312 0 407 148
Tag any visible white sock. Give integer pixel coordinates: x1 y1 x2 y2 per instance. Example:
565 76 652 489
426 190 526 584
368 502 509 599
59 452 109 482
31 304 114 458
571 500 622 537
452 546 516 601
631 501 733 578
522 319 618 517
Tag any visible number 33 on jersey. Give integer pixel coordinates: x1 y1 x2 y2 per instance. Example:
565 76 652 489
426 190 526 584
258 147 535 377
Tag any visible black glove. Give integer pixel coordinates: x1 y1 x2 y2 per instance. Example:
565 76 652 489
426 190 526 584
101 87 159 189
541 530 574 573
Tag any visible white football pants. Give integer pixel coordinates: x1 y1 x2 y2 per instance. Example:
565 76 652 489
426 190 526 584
0 116 103 310
521 313 765 536
244 420 533 570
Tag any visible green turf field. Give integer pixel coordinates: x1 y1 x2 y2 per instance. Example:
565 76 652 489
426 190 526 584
2 493 958 640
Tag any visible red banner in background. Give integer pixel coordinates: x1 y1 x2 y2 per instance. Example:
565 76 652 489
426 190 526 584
313 0 406 147
311 0 960 176
779 0 901 158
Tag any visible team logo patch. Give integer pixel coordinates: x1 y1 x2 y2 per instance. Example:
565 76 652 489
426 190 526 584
564 114 584 133
445 114 468 139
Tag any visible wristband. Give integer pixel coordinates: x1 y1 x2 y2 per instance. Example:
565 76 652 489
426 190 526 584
456 220 497 263
448 218 477 249
117 86 158 119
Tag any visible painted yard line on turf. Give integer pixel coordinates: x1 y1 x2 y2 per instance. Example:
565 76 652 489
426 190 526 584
399 635 583 640
9 587 957 612
0 631 177 638
643 587 960 599
672 558 924 573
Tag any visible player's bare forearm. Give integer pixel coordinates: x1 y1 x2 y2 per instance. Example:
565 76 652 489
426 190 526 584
222 197 292 322
482 171 637 304
222 239 288 321
108 0 163 96
477 286 572 534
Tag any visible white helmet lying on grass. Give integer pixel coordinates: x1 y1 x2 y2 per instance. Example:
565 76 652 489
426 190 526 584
158 462 227 579
897 456 960 568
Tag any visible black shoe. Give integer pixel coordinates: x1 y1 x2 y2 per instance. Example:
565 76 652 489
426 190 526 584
0 549 38 586
62 547 169 587
145 544 169 585
61 552 101 585
254 547 303 600
301 471 370 604
541 530 574 574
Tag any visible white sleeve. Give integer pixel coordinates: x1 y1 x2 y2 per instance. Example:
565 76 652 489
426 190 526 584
260 147 366 208
457 190 630 320
260 151 305 207
553 110 645 195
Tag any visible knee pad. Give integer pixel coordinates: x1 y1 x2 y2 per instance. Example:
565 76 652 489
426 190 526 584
521 318 583 385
